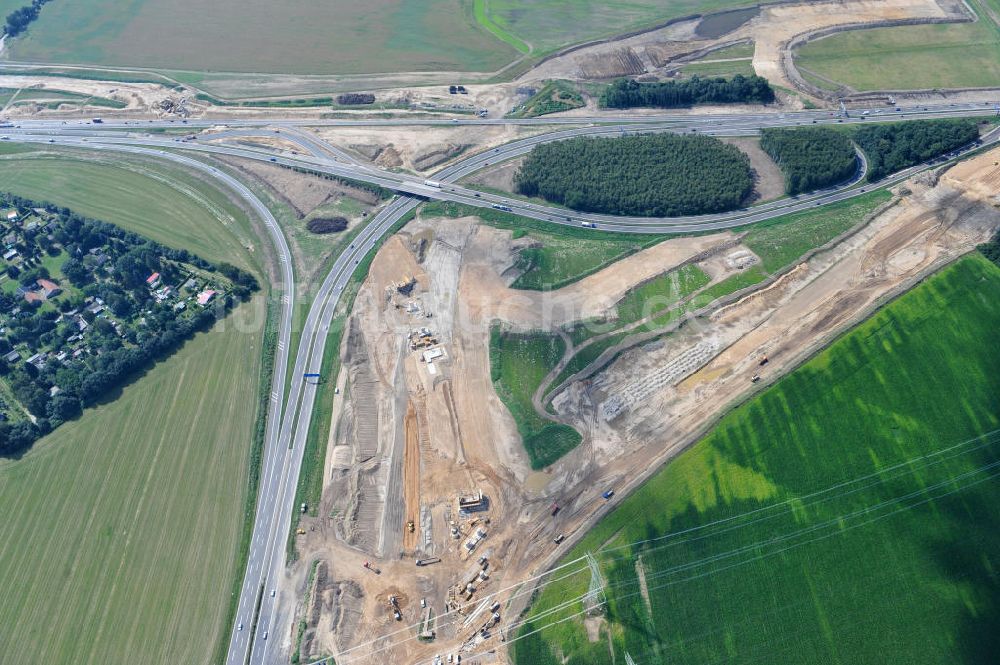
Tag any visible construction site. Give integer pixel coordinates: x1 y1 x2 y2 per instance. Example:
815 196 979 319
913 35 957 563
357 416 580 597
283 146 1000 664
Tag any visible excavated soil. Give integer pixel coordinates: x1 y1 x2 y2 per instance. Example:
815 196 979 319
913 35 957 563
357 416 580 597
288 147 1000 665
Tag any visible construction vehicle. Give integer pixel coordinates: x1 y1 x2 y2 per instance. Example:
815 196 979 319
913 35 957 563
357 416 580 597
602 490 615 500
759 356 769 366
363 561 381 574
553 533 566 544
752 375 761 383
390 594 402 620
407 520 415 533
550 502 560 516
296 528 306 535
300 502 308 513
416 557 441 566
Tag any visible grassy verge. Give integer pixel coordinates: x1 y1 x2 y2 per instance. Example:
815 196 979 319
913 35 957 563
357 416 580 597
473 0 532 54
516 253 1000 665
490 326 581 468
420 200 666 290
507 80 584 118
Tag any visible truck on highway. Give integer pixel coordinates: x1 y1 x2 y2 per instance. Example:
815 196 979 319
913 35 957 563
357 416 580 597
91 118 103 124
580 221 597 228
423 179 442 188
491 204 512 212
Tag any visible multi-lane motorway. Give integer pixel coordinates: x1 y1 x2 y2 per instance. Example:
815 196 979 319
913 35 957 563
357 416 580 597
3 101 997 664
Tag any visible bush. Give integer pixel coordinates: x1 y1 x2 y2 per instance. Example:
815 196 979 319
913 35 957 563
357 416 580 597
760 127 857 195
336 93 375 105
600 74 774 109
306 217 348 234
514 133 753 217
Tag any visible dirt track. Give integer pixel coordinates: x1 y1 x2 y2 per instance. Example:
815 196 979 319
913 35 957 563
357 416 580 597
286 147 1000 665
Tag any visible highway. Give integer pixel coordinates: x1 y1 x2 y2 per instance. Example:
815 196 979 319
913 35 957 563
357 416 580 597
2 102 996 664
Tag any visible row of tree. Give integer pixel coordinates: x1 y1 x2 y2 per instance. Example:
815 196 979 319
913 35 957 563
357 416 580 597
3 0 53 38
514 133 753 217
855 119 980 182
600 75 775 109
760 127 858 195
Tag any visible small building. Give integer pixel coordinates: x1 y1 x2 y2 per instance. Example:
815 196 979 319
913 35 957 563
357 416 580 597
196 289 217 306
37 278 61 299
3 350 19 363
146 272 161 288
458 490 487 513
3 248 18 261
422 348 444 363
3 209 18 222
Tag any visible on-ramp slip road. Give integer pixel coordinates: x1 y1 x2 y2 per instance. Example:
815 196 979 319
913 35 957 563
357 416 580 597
5 103 996 665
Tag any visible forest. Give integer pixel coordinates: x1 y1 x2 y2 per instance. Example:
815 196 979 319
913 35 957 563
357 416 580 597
600 75 775 109
514 133 753 217
760 127 858 195
0 194 258 455
854 118 980 181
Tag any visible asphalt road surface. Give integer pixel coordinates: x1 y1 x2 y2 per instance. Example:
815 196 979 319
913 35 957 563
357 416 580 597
3 103 997 664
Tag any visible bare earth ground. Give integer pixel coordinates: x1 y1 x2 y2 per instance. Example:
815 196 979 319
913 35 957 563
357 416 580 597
283 146 1000 665
307 125 547 175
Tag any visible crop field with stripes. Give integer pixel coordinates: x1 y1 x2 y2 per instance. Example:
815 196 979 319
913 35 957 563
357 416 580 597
0 148 266 664
514 254 1000 665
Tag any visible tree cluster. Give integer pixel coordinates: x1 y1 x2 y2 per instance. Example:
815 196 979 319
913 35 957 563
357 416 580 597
306 217 348 234
0 194 259 456
514 133 754 217
855 119 980 181
336 93 375 105
3 0 53 38
979 230 1000 268
760 127 857 195
600 74 774 109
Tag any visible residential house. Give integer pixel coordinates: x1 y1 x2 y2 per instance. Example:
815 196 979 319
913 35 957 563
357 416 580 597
146 272 161 288
196 289 217 306
37 278 61 299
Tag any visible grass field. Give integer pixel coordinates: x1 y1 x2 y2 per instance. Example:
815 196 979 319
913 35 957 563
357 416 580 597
3 0 759 77
515 253 1000 665
478 0 754 58
795 11 1000 91
489 326 581 469
5 0 516 75
0 148 267 664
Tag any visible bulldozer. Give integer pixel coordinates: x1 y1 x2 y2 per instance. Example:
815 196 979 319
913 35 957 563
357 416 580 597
407 520 416 533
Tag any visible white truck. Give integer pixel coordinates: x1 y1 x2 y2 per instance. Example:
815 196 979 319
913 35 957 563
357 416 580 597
423 179 442 188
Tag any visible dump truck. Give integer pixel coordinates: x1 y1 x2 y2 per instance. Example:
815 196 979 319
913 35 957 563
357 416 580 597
407 520 415 533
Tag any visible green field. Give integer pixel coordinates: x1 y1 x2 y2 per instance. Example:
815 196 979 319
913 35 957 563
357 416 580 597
795 13 1000 91
3 0 760 77
515 253 1000 665
5 0 516 75
489 326 581 469
0 148 267 664
478 0 755 58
